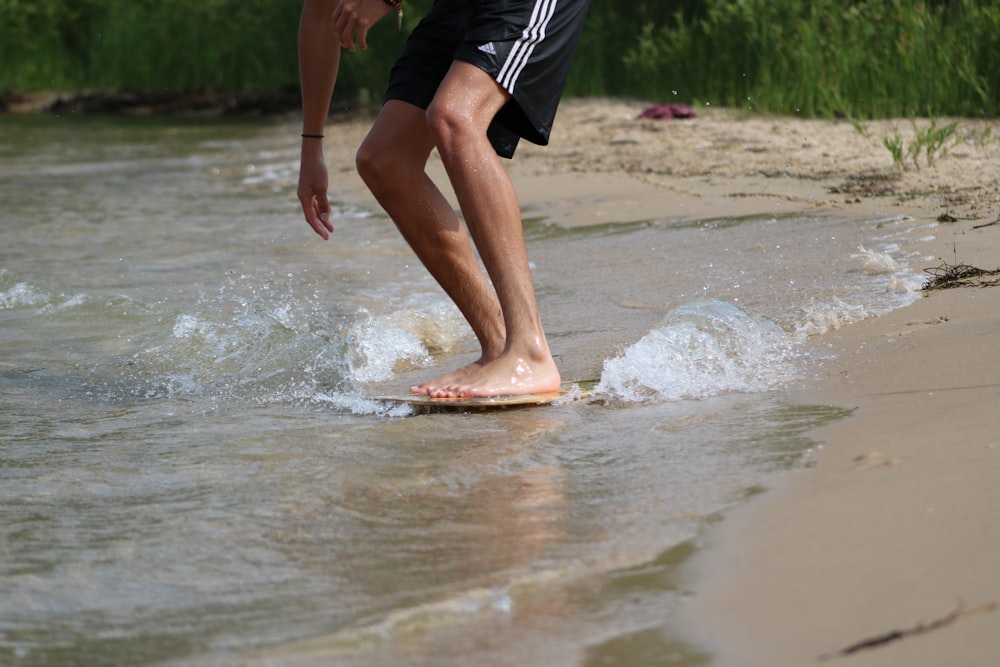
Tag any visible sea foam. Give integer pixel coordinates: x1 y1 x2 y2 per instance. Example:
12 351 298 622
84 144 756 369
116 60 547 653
597 300 794 402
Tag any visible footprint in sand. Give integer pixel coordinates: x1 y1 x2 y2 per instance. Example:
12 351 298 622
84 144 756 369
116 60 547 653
895 315 951 337
850 451 903 471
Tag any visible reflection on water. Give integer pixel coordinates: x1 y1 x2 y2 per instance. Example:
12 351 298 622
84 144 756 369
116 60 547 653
0 115 927 666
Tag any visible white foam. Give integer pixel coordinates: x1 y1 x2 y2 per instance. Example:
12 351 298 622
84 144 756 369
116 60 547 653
311 390 413 417
0 282 48 309
344 300 467 384
345 313 433 383
793 298 871 337
597 300 794 402
854 244 900 275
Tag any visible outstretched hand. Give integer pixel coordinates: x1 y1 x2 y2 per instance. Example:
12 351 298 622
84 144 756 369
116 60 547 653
332 0 392 51
297 149 334 240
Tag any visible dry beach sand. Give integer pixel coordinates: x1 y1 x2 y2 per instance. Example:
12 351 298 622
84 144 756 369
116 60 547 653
316 97 1000 665
519 100 1000 667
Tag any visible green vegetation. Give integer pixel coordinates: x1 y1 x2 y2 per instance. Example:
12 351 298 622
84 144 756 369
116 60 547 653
863 118 961 171
608 0 999 118
0 0 417 108
1 0 997 117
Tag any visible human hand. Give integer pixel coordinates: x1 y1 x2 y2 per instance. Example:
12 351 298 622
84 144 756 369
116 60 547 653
297 147 334 240
331 0 392 51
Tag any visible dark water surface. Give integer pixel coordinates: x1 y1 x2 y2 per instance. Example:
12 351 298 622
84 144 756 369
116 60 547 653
1 115 932 666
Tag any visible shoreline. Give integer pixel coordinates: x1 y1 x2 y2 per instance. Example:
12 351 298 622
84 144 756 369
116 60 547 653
678 238 1000 666
315 99 999 664
513 100 1000 666
1 89 305 117
19 95 996 664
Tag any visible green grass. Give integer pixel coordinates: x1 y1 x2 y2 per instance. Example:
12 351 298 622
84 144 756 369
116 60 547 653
606 0 999 118
0 0 419 103
2 0 997 118
875 119 959 172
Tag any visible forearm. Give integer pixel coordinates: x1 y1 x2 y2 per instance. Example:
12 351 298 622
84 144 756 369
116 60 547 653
299 0 342 137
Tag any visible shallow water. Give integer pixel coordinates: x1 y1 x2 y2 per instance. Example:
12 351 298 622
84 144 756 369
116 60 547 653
1 115 933 666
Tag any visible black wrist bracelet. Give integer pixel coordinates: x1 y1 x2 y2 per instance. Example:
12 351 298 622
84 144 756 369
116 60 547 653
301 133 324 139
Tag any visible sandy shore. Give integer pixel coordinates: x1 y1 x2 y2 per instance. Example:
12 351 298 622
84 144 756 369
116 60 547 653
508 99 1000 666
680 269 1000 667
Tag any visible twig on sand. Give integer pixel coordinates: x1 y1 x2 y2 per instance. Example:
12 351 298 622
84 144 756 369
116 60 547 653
818 601 998 661
923 262 1000 290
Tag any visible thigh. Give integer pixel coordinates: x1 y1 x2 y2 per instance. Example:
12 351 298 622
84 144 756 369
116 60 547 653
360 99 436 168
456 0 592 150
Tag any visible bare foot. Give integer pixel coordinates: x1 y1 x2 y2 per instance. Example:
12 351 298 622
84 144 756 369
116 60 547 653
425 350 561 398
409 358 486 395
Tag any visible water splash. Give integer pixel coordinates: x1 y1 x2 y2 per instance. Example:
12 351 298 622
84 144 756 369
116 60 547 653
597 300 794 402
344 301 467 383
854 244 900 275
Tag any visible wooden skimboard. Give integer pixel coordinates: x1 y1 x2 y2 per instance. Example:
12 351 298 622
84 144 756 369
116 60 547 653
375 381 595 413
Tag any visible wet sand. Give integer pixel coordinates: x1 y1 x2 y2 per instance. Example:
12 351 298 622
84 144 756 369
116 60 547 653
518 99 1000 667
680 249 1000 667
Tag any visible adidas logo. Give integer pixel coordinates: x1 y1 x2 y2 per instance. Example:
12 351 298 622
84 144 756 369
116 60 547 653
477 42 497 56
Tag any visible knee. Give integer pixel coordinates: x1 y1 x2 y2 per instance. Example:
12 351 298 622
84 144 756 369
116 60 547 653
425 100 473 154
355 136 395 188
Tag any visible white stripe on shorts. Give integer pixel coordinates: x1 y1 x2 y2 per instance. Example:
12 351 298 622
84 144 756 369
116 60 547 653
496 0 558 94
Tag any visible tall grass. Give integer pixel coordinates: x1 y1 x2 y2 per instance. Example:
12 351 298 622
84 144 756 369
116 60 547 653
611 0 999 118
2 0 996 118
0 0 420 101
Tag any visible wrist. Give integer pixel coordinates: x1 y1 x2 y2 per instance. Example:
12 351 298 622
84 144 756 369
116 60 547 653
300 138 324 157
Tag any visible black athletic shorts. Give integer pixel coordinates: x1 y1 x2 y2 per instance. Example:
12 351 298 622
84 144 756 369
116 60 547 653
384 0 591 158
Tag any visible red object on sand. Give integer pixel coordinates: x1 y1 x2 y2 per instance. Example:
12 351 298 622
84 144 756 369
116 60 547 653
638 104 696 120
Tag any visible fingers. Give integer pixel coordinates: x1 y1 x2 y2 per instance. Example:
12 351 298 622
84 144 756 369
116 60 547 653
297 185 334 240
331 3 354 51
304 195 334 240
315 196 334 237
298 149 332 239
331 0 385 51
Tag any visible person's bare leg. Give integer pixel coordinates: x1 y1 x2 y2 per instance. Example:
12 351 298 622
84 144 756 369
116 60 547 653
423 62 560 398
356 100 506 392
